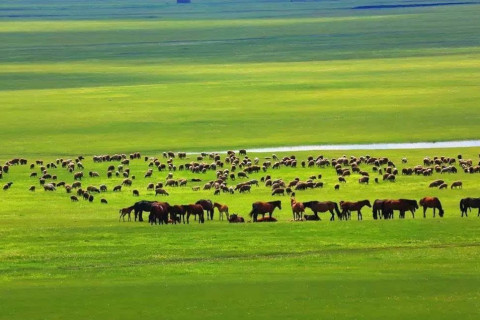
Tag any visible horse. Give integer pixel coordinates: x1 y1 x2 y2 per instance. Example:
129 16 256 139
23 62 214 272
196 199 214 220
459 197 480 217
133 200 157 222
302 201 340 221
340 200 371 220
183 204 205 224
249 200 281 222
303 214 320 221
382 199 418 219
228 214 245 223
419 197 444 218
372 199 388 219
119 206 134 222
169 205 186 224
290 198 305 221
213 202 229 221
149 203 169 225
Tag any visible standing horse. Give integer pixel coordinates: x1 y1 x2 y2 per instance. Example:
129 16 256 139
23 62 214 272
302 201 340 221
419 197 444 218
290 198 305 221
196 199 214 220
170 205 187 224
372 199 387 219
249 200 282 222
340 200 371 220
149 203 169 225
459 197 480 217
213 202 229 221
184 204 205 224
133 200 157 222
382 199 418 219
119 206 134 222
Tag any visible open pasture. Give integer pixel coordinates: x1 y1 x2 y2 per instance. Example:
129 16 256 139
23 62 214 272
1 147 480 319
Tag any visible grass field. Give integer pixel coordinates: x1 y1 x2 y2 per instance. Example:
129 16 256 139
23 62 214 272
1 0 480 319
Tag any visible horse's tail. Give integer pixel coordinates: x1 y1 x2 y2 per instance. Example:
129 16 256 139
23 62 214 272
460 198 466 213
249 204 256 217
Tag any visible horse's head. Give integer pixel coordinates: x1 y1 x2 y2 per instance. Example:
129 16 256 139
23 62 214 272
439 208 445 217
365 200 372 207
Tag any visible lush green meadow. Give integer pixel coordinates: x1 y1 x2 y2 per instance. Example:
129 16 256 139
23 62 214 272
1 0 480 319
1 148 480 319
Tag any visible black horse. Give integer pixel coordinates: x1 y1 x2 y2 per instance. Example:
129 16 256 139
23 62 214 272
249 200 282 222
133 200 156 222
460 197 480 217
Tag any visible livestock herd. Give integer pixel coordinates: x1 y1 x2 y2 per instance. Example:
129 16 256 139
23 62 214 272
1 149 480 223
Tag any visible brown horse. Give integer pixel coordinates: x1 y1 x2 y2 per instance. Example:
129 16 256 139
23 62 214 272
302 201 340 221
228 213 245 223
119 206 134 222
213 202 229 221
183 204 205 224
290 198 305 221
340 200 371 220
382 199 418 219
149 203 169 225
170 205 187 224
460 197 480 217
196 199 214 220
372 199 388 219
419 197 444 218
249 200 282 222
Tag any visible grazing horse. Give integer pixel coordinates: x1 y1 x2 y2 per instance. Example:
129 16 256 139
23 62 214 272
459 197 480 217
290 198 305 221
133 200 157 222
149 203 169 225
183 204 205 224
419 197 444 218
382 199 418 219
228 214 245 223
213 202 229 221
372 199 388 219
249 200 282 222
302 201 340 221
196 199 214 220
340 200 371 220
170 205 187 224
119 206 134 222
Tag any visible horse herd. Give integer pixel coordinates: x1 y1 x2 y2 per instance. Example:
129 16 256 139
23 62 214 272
118 196 480 225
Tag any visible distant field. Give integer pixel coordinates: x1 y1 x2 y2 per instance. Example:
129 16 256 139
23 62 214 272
1 1 480 319
1 0 480 156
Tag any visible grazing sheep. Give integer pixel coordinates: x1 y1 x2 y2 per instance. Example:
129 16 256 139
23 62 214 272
133 189 139 196
334 184 340 190
451 181 463 189
101 198 108 204
439 183 448 189
155 188 169 196
70 195 79 202
29 185 35 192
113 185 122 192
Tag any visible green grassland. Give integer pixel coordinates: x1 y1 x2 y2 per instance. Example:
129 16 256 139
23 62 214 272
1 0 480 319
1 148 480 319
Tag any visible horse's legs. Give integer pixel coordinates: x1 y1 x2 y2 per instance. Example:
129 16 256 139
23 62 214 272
433 208 436 218
187 213 190 224
423 207 426 218
329 209 334 221
139 210 144 222
358 210 362 221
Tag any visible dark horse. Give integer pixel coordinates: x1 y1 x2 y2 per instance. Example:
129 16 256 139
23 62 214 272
133 200 157 222
196 199 214 220
419 197 444 218
459 197 480 217
170 205 187 224
372 199 387 219
183 204 205 224
149 202 169 225
382 199 418 219
228 213 245 223
302 201 341 221
340 200 371 220
249 200 282 222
